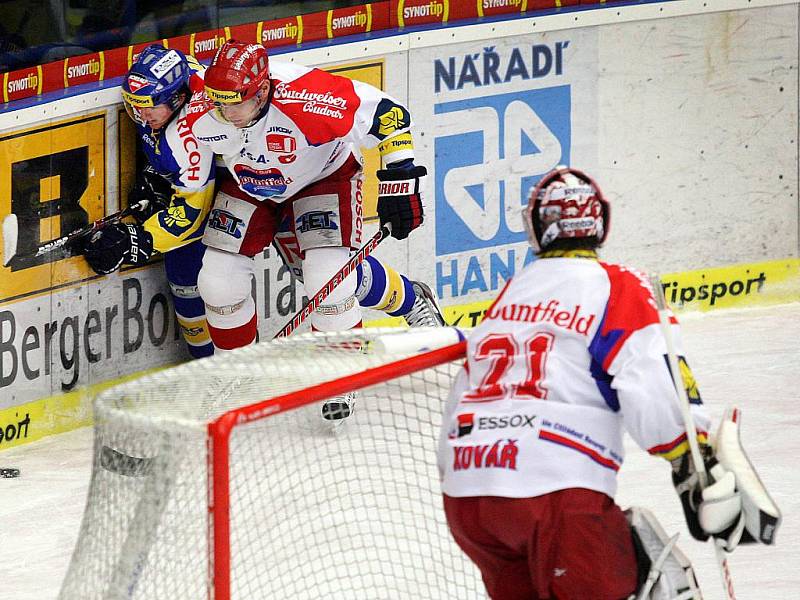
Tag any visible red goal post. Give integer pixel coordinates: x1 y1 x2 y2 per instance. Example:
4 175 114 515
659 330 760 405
60 327 481 600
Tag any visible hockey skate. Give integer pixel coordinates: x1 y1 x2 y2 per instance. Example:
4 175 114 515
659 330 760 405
404 281 446 327
321 391 356 429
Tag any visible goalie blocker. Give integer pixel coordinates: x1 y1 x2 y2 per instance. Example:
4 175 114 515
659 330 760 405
627 407 781 600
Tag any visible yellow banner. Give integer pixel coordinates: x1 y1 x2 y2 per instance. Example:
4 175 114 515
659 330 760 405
0 113 106 304
365 258 800 329
660 258 800 311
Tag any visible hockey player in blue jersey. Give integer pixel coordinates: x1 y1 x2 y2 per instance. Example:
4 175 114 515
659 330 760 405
84 45 216 358
84 44 444 363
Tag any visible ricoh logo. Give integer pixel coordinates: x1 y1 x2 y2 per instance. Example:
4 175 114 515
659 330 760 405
7 73 38 94
175 117 203 181
332 10 367 30
404 1 444 19
194 35 225 55
262 23 299 42
67 59 100 79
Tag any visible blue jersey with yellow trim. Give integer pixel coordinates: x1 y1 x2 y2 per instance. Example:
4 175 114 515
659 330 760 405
134 69 215 253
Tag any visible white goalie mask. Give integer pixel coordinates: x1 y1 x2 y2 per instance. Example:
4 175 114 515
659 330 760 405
522 165 610 252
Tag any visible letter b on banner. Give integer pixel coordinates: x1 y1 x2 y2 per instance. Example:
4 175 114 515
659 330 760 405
0 114 105 303
10 147 90 270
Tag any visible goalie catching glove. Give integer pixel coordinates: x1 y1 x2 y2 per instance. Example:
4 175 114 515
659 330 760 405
671 408 781 552
83 223 154 275
128 165 172 224
376 163 426 240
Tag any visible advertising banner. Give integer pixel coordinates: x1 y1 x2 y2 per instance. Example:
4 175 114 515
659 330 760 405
410 30 599 305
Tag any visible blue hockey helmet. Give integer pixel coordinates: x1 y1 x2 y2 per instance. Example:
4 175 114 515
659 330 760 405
122 45 191 126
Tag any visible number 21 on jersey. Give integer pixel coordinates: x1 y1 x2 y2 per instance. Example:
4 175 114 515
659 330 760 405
463 332 554 403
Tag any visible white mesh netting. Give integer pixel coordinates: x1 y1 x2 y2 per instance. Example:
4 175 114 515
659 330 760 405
59 328 483 599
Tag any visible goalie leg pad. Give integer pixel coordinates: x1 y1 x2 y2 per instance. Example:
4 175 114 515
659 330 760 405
626 507 701 600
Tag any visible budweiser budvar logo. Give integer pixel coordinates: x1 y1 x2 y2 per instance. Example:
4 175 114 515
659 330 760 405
273 83 347 119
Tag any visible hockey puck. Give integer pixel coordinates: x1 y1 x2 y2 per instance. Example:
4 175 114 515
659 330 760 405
1 467 20 478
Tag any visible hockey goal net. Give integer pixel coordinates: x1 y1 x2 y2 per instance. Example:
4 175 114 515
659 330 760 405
59 327 482 600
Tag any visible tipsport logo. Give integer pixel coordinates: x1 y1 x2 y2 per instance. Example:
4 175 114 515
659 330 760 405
434 87 571 255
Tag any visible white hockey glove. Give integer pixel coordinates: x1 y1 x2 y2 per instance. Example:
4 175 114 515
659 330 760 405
671 408 781 552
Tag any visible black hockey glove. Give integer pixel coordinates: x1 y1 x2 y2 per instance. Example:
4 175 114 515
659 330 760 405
83 223 154 275
376 164 426 240
129 165 172 224
671 445 745 552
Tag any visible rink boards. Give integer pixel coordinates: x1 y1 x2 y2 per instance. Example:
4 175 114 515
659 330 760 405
0 0 798 448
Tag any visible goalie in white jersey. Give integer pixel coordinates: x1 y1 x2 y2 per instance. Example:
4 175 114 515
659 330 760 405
438 166 781 599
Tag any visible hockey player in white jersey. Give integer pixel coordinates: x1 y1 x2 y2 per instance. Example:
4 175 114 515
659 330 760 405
83 45 216 358
185 41 442 422
438 166 780 599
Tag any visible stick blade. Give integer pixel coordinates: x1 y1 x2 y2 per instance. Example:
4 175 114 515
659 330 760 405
100 445 155 477
2 213 18 267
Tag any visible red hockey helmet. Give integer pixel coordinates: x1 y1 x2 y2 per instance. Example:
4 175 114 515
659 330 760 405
522 165 610 252
204 41 269 105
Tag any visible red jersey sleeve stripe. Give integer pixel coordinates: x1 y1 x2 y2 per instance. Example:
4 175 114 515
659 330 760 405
539 429 621 472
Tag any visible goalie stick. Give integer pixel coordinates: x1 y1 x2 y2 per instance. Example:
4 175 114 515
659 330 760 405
650 274 737 600
2 199 149 267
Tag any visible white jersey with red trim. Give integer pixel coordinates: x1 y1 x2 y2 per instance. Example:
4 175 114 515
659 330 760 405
438 256 710 500
185 60 415 203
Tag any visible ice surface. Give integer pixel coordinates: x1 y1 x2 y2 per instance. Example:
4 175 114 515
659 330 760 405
2 304 798 599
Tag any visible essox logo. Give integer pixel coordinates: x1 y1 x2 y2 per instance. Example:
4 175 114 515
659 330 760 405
448 413 474 439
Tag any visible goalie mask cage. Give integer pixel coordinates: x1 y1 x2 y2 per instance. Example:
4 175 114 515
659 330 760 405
59 328 483 600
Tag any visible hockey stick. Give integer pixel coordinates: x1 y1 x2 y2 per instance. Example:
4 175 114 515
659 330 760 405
650 275 737 600
273 224 391 339
2 199 149 267
99 226 391 475
100 445 154 477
